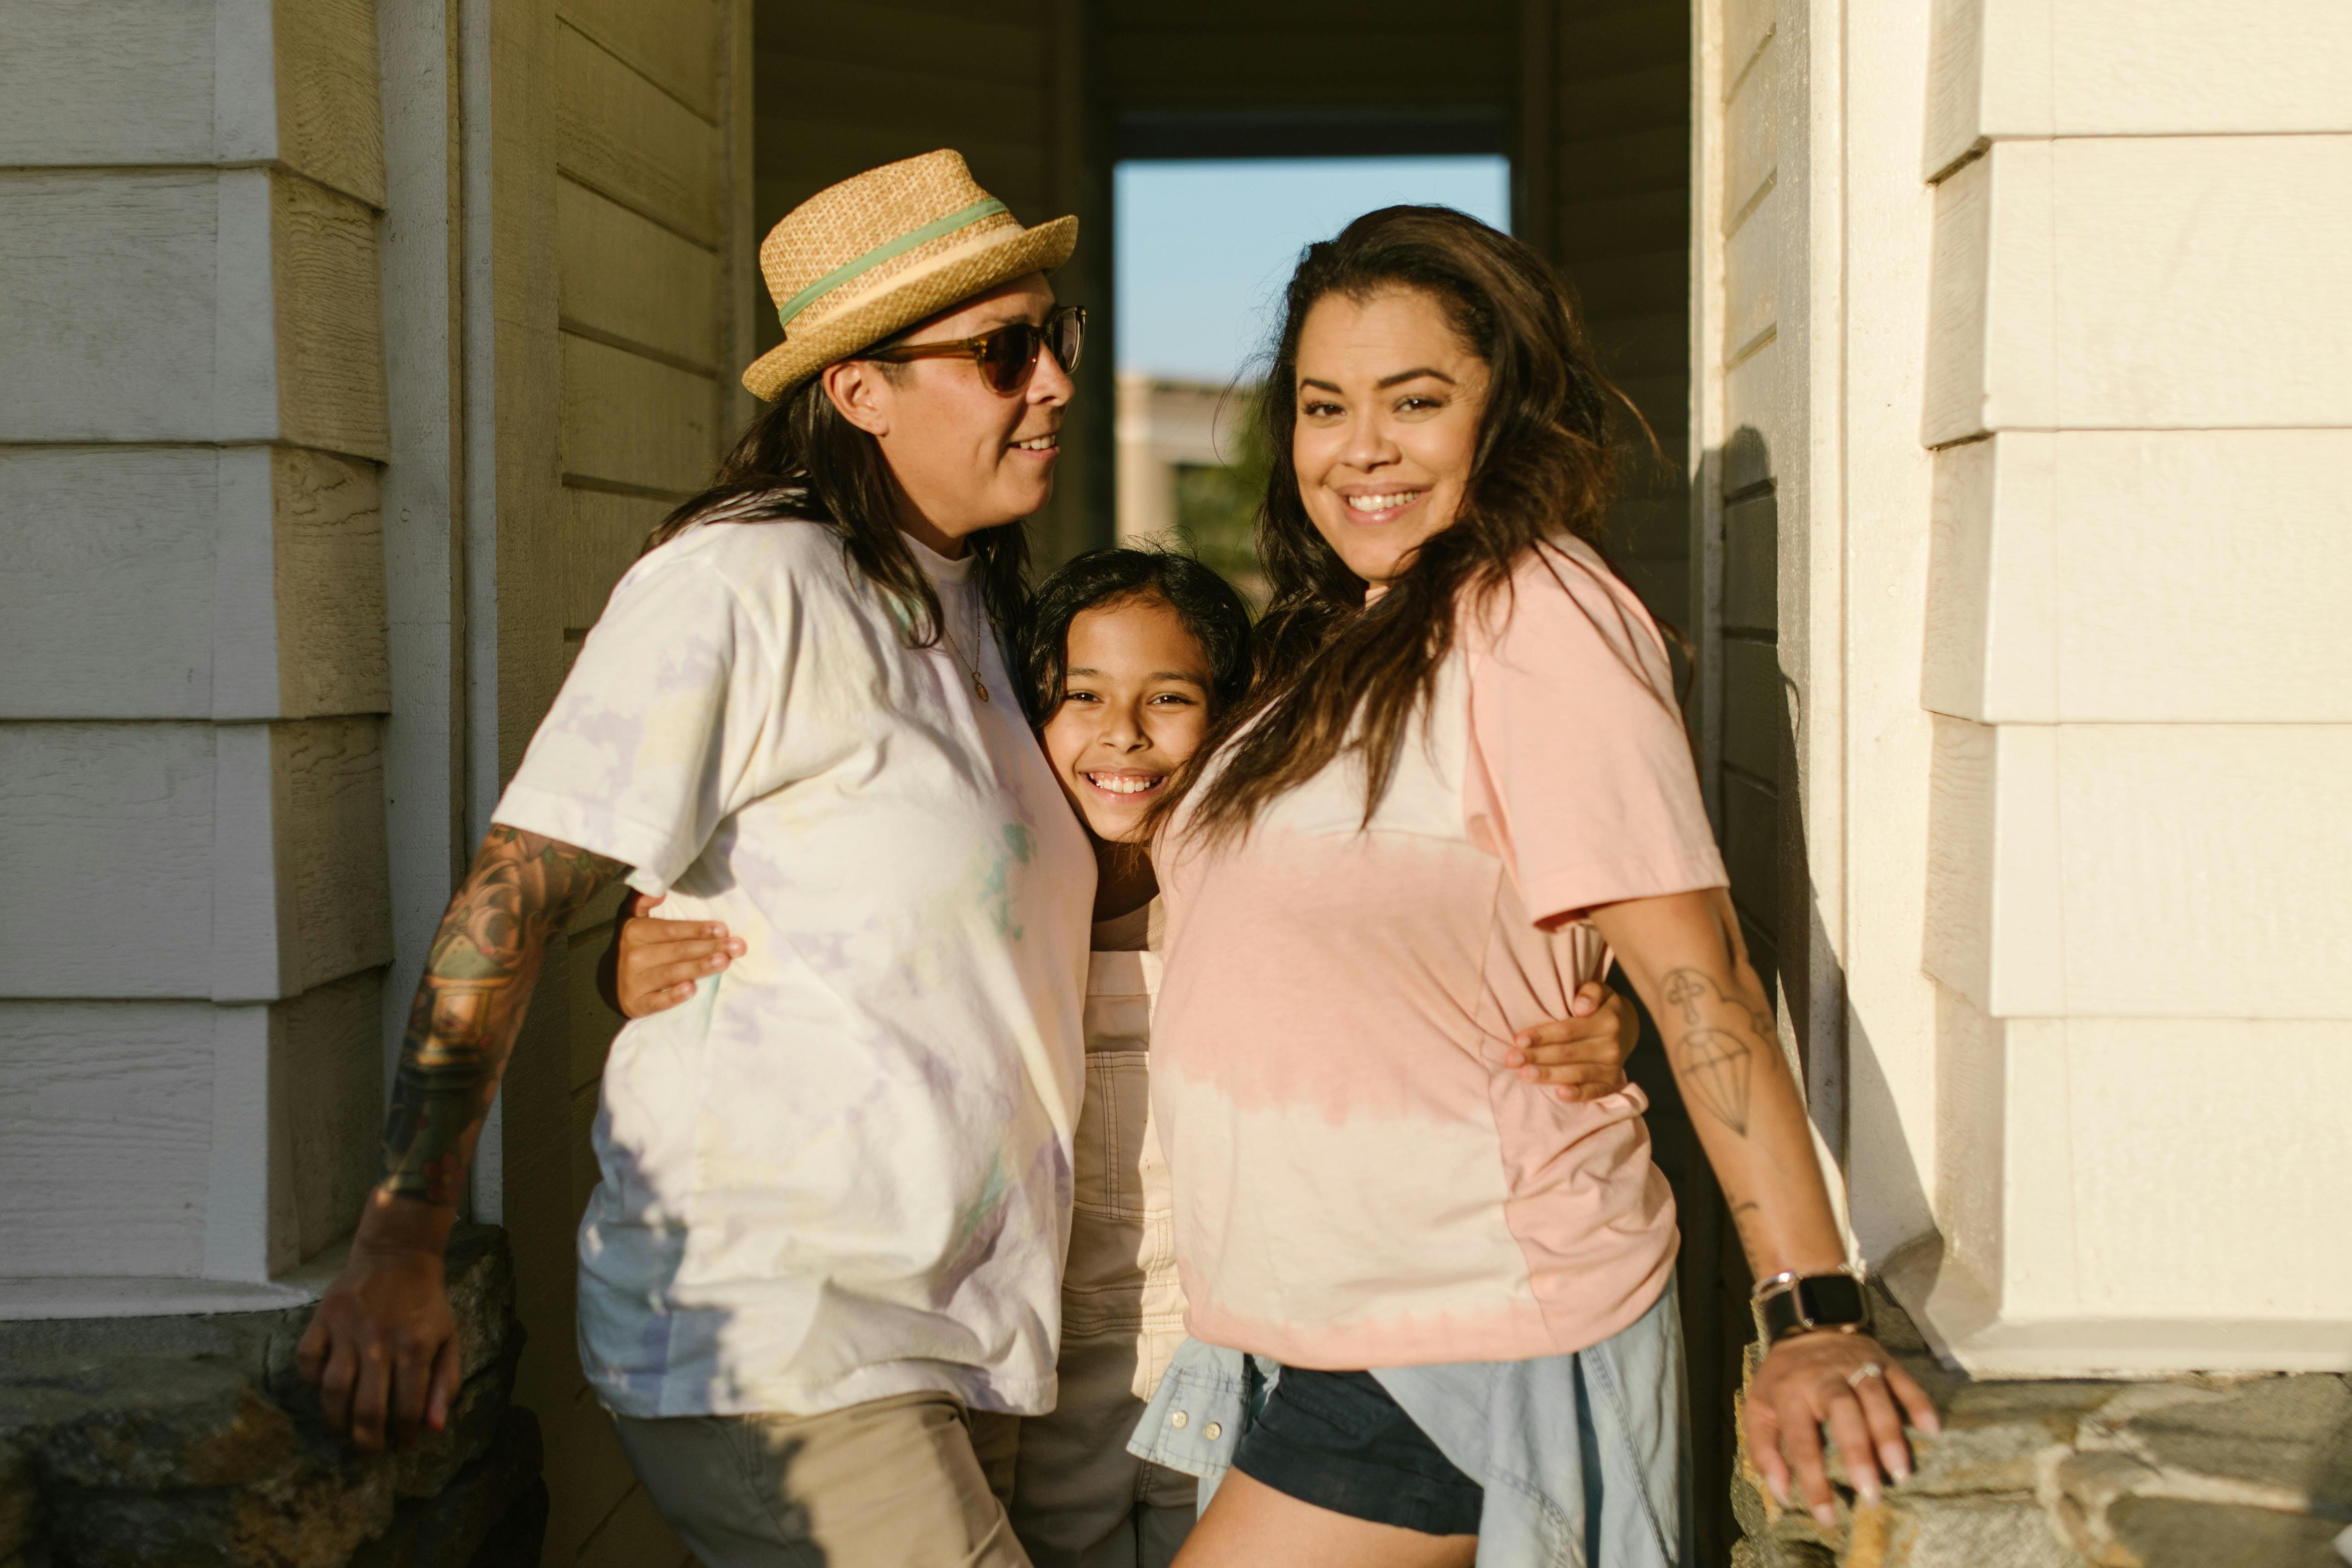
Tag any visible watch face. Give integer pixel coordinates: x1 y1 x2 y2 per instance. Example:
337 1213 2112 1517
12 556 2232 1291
1797 1273 1866 1325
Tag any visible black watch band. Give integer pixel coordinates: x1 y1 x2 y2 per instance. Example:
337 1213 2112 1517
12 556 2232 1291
1755 1271 1870 1344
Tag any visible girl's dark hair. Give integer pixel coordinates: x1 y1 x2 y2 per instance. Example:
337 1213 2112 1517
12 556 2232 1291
641 364 1029 644
1015 548 1254 725
1173 204 1635 845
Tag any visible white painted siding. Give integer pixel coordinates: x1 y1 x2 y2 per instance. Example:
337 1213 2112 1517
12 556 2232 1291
0 0 225 166
1925 0 2352 174
1926 720 2352 1019
0 172 261 443
0 1003 217 1277
0 977 384 1283
1696 0 2352 1375
0 725 220 999
1925 137 2352 443
0 449 234 719
0 446 387 721
2008 1014 2352 1320
0 0 392 1297
1926 432 2352 724
1871 0 2352 1374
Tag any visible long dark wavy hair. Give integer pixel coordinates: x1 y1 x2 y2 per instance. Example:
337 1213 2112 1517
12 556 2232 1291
1171 205 1635 846
641 362 1030 644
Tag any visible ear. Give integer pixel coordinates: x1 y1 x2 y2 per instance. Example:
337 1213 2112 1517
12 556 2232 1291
822 359 893 437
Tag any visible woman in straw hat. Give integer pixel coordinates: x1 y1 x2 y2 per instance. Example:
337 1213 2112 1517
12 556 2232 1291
299 151 1106 1567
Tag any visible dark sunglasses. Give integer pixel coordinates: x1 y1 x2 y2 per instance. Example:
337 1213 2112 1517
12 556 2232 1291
859 305 1085 395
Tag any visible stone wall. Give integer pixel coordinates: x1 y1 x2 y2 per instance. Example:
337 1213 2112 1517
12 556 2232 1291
1733 1284 2352 1568
0 1227 542 1568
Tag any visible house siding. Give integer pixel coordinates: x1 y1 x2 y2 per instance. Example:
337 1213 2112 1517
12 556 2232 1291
1902 0 2352 1372
0 0 392 1295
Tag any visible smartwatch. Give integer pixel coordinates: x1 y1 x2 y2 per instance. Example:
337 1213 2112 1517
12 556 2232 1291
1753 1270 1871 1344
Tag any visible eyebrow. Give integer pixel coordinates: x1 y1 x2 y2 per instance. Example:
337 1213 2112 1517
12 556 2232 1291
1297 367 1457 393
1066 666 1208 686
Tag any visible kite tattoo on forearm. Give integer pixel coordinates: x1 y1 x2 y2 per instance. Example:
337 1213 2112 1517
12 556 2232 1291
379 827 627 1205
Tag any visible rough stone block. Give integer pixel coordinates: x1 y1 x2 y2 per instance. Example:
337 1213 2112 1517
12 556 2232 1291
2107 1495 2347 1568
0 1434 36 1558
0 1225 531 1568
1880 1495 2082 1568
1903 1380 2122 1498
266 1224 517 1412
46 1462 401 1568
387 1332 523 1502
462 1478 549 1568
39 1364 301 1491
1732 1285 2352 1567
2101 1374 2352 1498
2051 1449 2160 1564
350 1408 545 1568
2310 1389 2352 1522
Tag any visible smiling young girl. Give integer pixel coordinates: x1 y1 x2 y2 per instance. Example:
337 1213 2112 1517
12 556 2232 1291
608 546 1640 1568
1001 549 1250 1568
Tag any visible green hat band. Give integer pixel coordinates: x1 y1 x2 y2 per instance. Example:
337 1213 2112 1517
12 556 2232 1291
775 198 1011 331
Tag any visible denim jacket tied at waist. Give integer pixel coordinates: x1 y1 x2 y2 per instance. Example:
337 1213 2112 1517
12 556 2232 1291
1127 1282 1693 1568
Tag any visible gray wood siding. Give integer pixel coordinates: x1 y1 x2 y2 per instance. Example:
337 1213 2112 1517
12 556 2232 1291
756 0 1101 562
0 0 393 1295
459 3 752 1561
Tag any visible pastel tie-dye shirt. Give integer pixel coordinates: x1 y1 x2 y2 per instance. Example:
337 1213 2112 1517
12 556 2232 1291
1152 538 1725 1369
494 515 1094 1419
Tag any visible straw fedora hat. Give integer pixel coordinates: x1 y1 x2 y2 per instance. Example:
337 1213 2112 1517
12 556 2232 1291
742 149 1079 401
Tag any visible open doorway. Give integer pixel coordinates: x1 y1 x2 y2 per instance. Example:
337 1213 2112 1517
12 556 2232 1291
715 8 1721 1561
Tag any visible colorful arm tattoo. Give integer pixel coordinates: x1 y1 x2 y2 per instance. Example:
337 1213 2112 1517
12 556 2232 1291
379 827 628 1205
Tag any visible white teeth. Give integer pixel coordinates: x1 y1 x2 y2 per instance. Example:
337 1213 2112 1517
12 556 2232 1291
1013 435 1058 450
1086 773 1160 795
1346 491 1419 514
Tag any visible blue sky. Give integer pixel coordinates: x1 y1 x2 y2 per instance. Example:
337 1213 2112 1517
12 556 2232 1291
1113 156 1512 383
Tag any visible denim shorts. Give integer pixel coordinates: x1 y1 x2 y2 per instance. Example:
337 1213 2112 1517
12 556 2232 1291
1229 1365 1484 1537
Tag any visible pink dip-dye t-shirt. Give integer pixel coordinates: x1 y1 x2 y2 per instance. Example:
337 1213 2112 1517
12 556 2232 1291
1150 538 1727 1369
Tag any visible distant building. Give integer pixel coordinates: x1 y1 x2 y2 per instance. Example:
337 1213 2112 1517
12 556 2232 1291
1115 372 1265 600
1114 371 1240 541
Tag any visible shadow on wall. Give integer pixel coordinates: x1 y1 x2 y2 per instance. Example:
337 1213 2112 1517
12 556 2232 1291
1696 424 1929 1225
1643 425 1935 1557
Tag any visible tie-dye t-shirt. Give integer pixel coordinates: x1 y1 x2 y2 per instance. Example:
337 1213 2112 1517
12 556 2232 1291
1151 538 1724 1369
493 514 1094 1419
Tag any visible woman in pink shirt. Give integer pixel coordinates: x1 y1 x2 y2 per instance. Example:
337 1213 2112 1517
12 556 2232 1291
1143 207 1938 1566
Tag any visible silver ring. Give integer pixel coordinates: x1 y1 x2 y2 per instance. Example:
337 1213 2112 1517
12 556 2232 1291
1845 1360 1886 1389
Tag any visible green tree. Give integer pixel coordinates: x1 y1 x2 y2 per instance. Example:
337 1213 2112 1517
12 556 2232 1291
1170 384 1271 609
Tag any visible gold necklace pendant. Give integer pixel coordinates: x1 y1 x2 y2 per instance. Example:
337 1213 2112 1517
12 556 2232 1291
942 591 991 703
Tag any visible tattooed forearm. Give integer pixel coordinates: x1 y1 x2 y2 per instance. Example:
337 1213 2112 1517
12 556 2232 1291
1657 966 1772 1139
379 828 627 1205
1587 890 1848 1283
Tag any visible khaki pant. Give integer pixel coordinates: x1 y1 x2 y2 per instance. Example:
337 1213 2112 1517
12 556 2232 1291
1010 1331 1197 1568
612 1391 1028 1568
